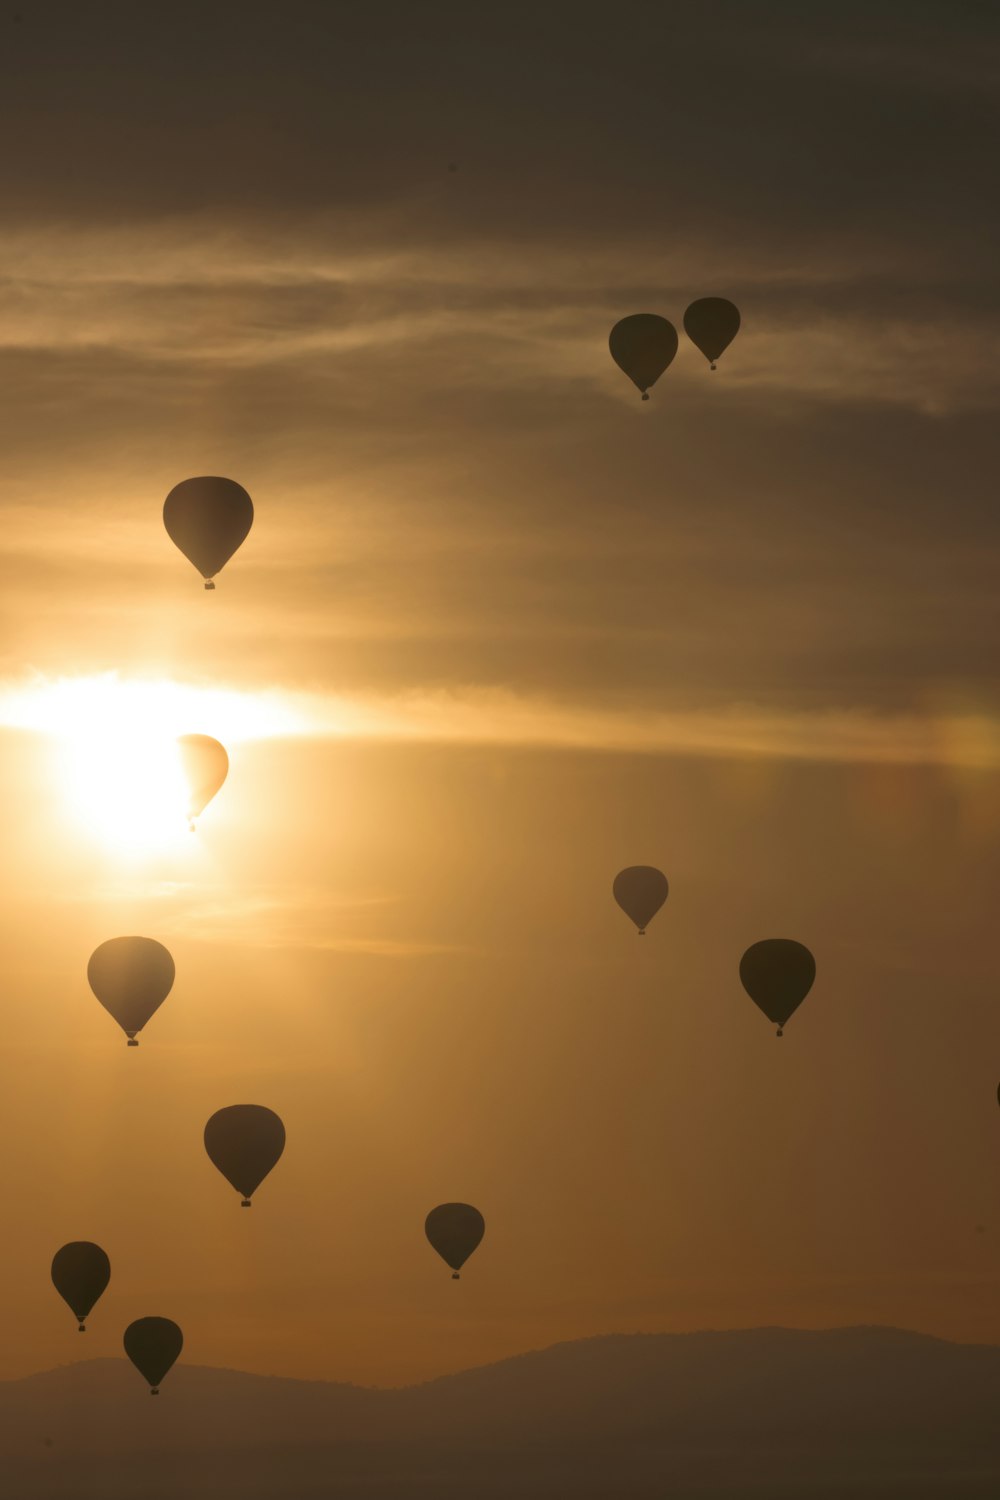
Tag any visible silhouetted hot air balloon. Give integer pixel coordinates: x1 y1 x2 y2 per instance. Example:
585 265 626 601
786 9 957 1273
177 734 228 829
51 1242 110 1332
613 866 668 935
163 476 253 590
204 1105 285 1206
740 938 815 1036
87 937 175 1046
425 1203 485 1280
123 1317 183 1395
683 297 741 370
609 314 678 399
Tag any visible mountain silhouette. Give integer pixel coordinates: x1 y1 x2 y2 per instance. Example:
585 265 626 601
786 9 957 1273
3 1327 998 1498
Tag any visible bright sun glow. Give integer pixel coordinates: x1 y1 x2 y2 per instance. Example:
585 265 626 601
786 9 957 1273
0 673 310 855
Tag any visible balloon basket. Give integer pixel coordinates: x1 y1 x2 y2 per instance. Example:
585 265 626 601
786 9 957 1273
204 581 216 591
241 1198 252 1208
77 1323 86 1333
150 1388 159 1397
451 1272 460 1280
127 1039 139 1048
641 392 649 401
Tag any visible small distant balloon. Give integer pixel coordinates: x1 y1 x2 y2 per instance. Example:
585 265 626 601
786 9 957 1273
87 936 175 1046
163 476 253 590
204 1105 286 1206
740 939 815 1036
123 1317 183 1395
683 297 740 370
51 1242 110 1332
177 734 228 829
613 866 669 935
609 314 678 399
425 1203 485 1279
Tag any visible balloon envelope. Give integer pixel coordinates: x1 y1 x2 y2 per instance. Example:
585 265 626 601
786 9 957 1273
740 939 815 1033
87 936 175 1044
613 866 669 934
204 1105 285 1205
124 1317 183 1394
177 734 229 822
609 314 678 398
425 1202 485 1277
163 476 253 588
51 1242 110 1330
683 297 740 368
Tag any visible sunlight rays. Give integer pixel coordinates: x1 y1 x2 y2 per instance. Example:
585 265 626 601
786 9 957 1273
0 673 310 856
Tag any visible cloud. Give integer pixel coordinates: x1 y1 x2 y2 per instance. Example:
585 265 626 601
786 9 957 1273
3 676 999 771
0 5 995 731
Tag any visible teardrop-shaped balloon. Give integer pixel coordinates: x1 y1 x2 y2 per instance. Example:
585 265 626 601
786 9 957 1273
87 937 175 1046
204 1105 285 1206
425 1202 485 1279
740 938 815 1036
613 866 668 935
683 297 740 370
176 734 228 826
609 314 678 399
163 476 253 590
124 1317 183 1395
51 1242 110 1332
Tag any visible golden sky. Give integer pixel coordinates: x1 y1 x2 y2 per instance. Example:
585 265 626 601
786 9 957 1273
0 1 997 1386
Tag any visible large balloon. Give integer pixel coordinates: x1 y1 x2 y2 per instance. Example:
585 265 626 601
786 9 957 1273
163 476 253 590
609 314 678 400
204 1105 285 1206
87 937 175 1046
177 734 229 828
124 1317 183 1395
425 1203 485 1280
613 866 669 935
740 939 815 1036
51 1242 110 1332
683 297 740 370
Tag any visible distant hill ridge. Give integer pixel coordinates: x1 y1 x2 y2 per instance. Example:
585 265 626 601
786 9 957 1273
3 1327 999 1498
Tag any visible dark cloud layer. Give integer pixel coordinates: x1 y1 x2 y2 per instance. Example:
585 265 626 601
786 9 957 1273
0 1 997 734
0 2 996 258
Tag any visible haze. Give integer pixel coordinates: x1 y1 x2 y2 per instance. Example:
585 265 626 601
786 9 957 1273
0 0 997 1410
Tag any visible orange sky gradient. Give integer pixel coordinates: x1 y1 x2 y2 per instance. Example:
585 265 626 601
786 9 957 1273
0 0 997 1388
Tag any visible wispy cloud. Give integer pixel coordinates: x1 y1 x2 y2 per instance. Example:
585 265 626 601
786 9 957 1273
0 226 993 415
3 673 998 770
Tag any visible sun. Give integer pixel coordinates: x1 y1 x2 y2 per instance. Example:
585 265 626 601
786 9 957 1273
56 720 194 854
0 672 307 856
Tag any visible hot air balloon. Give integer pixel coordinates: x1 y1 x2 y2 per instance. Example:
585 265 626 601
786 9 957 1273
740 938 815 1036
609 314 678 399
425 1202 485 1280
163 476 253 590
204 1105 285 1206
612 866 668 935
683 297 740 370
51 1242 110 1332
176 734 228 830
124 1317 183 1395
87 937 175 1046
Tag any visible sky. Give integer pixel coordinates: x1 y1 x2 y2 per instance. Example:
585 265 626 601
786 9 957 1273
0 0 998 1387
